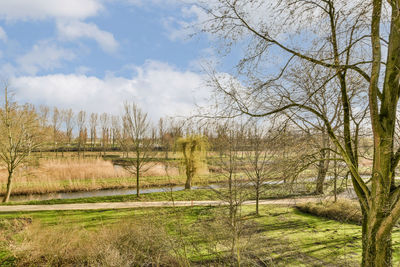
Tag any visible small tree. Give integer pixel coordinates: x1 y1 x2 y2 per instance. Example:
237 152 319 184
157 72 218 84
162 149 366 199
52 107 61 157
89 113 98 151
62 108 74 150
176 135 208 190
100 113 109 156
244 121 279 215
212 120 249 265
0 88 42 202
76 110 86 157
121 102 155 197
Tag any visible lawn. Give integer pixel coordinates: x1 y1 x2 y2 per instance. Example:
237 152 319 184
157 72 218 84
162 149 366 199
1 204 399 266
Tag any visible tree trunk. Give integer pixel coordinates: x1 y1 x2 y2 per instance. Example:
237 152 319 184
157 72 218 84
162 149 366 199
315 132 330 194
255 185 259 216
361 210 393 267
3 171 13 203
136 156 140 197
136 171 140 197
315 159 328 194
185 158 192 189
185 173 192 189
333 158 338 202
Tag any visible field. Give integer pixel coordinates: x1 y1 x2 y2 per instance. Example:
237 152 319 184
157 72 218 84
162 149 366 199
1 204 400 266
0 150 376 266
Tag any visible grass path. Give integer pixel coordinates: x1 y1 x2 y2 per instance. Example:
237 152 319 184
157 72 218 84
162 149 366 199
0 197 322 212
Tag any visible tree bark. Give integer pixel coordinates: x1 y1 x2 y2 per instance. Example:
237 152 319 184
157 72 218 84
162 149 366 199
315 132 330 194
315 159 328 194
136 155 140 197
185 172 192 189
361 210 393 267
3 171 13 203
136 171 140 197
255 187 259 216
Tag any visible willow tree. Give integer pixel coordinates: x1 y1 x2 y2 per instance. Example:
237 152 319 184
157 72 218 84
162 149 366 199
0 88 42 202
176 135 208 189
198 0 400 265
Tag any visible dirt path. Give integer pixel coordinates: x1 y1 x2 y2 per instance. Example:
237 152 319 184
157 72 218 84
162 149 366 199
0 197 325 212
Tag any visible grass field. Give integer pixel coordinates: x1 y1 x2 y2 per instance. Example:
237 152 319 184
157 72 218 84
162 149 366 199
1 205 399 266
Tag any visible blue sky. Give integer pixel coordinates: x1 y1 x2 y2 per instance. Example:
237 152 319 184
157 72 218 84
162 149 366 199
0 0 220 120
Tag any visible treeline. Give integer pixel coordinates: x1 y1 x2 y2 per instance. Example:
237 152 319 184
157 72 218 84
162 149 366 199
33 103 316 156
1 95 366 202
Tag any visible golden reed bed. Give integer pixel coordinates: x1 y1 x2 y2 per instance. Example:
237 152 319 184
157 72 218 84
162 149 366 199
0 158 186 195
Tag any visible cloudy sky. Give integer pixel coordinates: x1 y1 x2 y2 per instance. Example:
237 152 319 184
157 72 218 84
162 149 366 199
0 0 219 120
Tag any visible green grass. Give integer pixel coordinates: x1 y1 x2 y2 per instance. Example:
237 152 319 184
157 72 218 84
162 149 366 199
1 204 400 266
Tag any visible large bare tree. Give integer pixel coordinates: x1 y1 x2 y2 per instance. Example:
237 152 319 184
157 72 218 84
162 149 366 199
0 88 42 202
198 0 400 265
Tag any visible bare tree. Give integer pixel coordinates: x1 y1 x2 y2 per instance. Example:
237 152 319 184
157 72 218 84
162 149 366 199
212 120 249 265
76 110 86 157
37 105 50 157
62 109 74 150
100 113 109 156
158 118 168 159
120 103 155 197
0 88 42 202
38 105 49 128
89 113 98 151
111 115 120 150
52 107 61 157
244 121 278 215
198 1 400 265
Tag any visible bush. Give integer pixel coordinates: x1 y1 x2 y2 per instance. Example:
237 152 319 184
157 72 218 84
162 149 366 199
296 199 362 224
14 219 184 267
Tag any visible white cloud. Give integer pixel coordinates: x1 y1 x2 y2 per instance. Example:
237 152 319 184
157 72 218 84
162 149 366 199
11 61 210 121
0 0 102 21
0 27 7 42
57 20 119 53
75 66 92 75
16 41 76 75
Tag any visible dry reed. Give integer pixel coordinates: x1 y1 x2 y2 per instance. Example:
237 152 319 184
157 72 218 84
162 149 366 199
0 157 215 195
0 158 131 195
14 219 183 266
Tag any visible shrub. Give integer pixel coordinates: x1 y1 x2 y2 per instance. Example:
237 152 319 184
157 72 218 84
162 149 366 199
14 219 184 266
296 199 362 224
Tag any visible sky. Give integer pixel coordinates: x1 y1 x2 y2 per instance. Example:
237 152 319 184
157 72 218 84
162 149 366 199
0 0 221 121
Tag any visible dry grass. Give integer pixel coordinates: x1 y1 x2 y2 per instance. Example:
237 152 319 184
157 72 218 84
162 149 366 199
14 219 184 267
0 157 217 196
296 199 362 224
0 158 132 195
